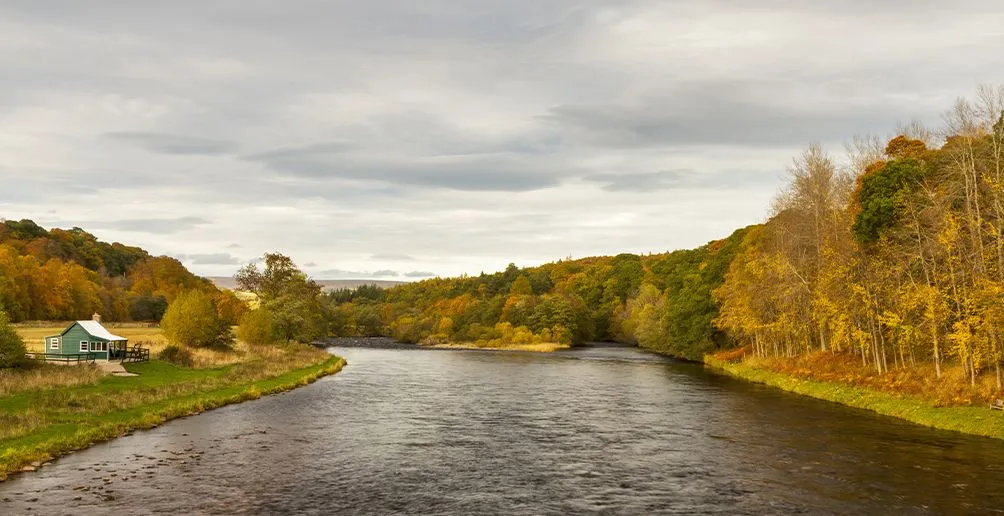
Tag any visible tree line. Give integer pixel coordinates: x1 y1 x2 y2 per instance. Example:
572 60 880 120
324 231 750 360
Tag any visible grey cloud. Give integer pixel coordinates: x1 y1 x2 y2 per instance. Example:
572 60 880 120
303 261 317 267
585 170 692 192
243 142 355 161
405 271 436 278
248 152 565 192
544 80 920 148
318 269 358 277
97 217 210 234
370 253 415 261
177 253 242 265
317 268 412 279
585 168 774 192
105 132 237 155
226 243 242 249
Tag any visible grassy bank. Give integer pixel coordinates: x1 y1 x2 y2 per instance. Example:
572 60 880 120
0 346 344 480
705 355 1004 440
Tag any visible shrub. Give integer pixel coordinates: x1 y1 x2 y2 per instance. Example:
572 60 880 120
0 310 28 369
237 309 277 345
158 345 195 367
161 290 234 348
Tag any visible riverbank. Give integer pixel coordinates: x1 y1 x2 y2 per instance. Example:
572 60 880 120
704 355 1004 440
0 346 344 480
427 342 570 352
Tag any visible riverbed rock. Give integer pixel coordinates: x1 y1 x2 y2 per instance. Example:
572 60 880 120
20 466 36 472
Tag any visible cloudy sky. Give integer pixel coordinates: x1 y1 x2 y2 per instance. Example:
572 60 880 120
2 1 1003 280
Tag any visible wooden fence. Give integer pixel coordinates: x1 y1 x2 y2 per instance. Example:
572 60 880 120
27 352 98 364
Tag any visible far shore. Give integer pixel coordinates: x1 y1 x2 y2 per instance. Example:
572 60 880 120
426 342 570 353
322 336 570 353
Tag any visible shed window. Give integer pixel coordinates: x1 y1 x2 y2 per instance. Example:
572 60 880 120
93 342 107 351
80 341 89 352
49 338 59 350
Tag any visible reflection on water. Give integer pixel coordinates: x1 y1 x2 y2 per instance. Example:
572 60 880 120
3 340 1004 515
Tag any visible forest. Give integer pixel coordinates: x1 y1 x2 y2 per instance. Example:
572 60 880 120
0 220 240 323
328 85 1004 400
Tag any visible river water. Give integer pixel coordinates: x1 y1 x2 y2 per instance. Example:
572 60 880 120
3 340 1004 515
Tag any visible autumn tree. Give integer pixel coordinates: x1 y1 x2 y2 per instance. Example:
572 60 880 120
161 290 233 348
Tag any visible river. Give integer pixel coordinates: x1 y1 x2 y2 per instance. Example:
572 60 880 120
2 340 1004 515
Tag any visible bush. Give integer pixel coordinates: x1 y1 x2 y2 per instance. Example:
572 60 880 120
158 345 195 367
161 290 234 348
237 309 277 345
0 310 28 369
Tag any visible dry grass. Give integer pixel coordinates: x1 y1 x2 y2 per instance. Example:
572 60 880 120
722 350 1004 407
0 363 104 397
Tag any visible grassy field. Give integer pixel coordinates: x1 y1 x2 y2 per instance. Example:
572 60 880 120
0 326 344 480
18 324 168 353
16 324 250 369
705 354 1004 440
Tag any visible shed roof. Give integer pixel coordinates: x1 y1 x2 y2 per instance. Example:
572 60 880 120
68 320 127 341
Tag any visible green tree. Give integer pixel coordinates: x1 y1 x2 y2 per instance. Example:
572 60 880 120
237 253 327 343
161 290 233 348
0 310 27 368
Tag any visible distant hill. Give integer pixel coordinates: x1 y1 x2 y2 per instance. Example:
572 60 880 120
0 218 216 322
206 276 407 292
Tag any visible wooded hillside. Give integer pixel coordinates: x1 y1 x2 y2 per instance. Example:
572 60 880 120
0 220 219 322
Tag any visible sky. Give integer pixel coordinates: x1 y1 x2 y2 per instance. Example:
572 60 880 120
2 1 1003 280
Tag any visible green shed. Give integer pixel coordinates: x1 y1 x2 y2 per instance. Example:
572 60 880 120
43 315 129 361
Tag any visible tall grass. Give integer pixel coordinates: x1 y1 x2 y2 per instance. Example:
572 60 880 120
0 363 104 397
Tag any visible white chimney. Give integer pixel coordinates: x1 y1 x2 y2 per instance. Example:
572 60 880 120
92 313 101 323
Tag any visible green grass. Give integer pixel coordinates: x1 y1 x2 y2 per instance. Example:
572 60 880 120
0 353 345 480
705 356 1004 440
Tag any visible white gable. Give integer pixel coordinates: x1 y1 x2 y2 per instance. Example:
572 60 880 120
76 320 127 341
